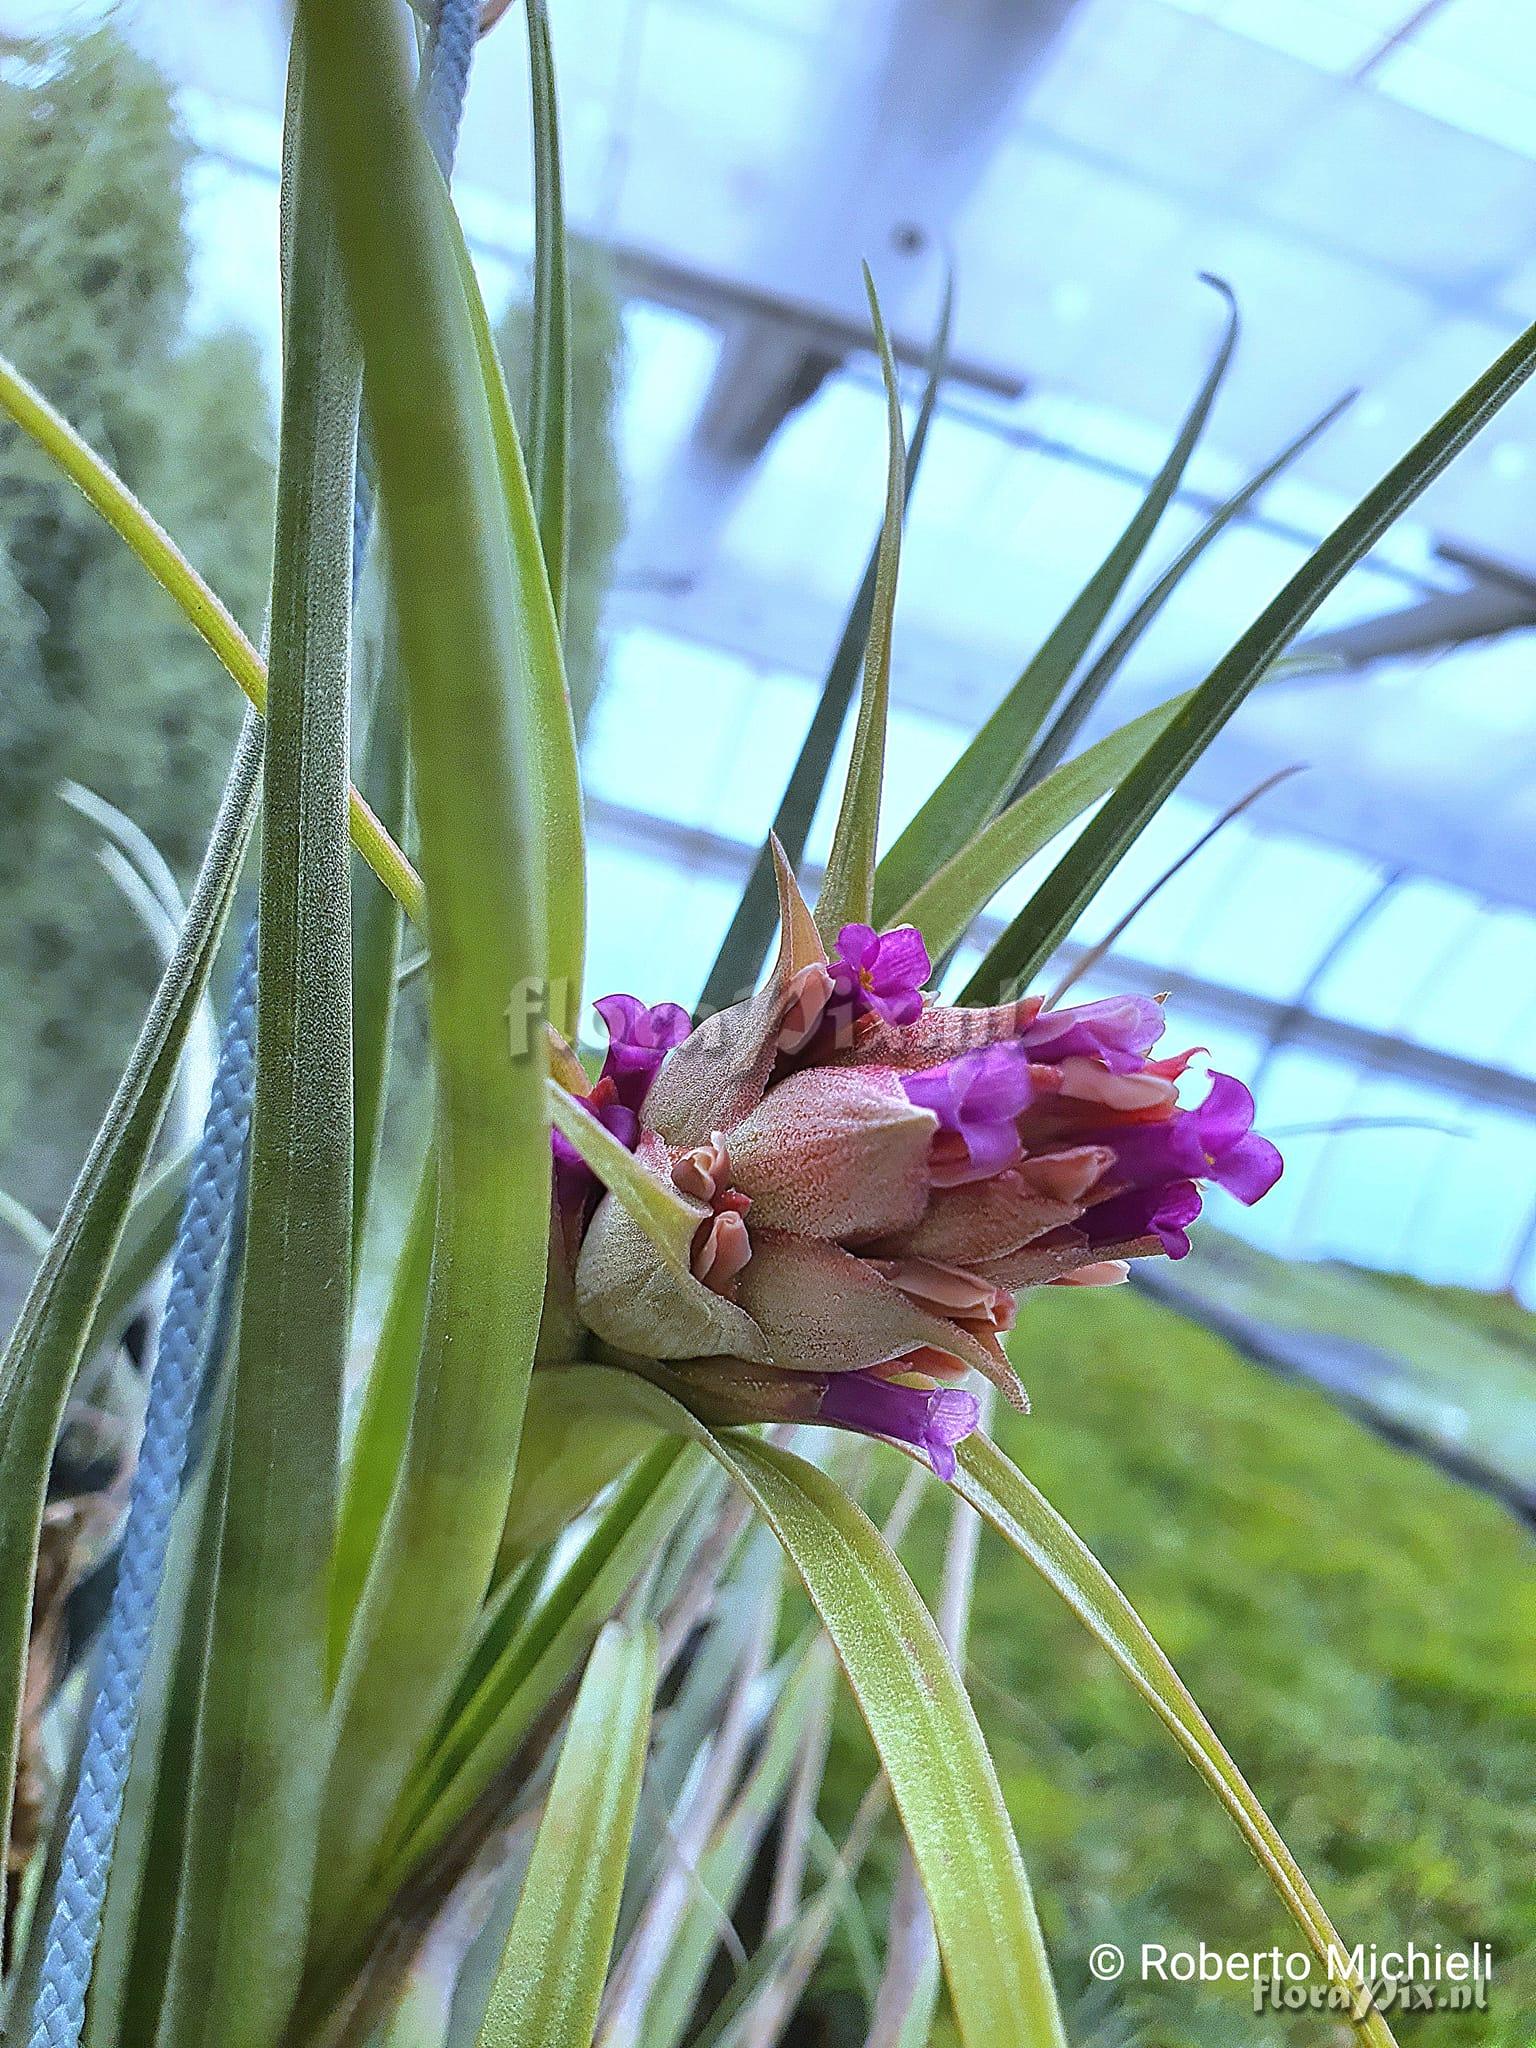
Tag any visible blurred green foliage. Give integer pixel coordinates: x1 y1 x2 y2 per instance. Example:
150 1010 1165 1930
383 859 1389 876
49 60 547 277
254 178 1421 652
0 26 629 1228
0 26 274 1211
818 1279 1536 2048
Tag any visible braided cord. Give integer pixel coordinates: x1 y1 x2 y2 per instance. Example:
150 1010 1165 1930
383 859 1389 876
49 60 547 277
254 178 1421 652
26 7 480 2042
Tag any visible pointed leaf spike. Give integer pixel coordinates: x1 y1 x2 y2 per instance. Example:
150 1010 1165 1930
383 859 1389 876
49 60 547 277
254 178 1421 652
816 265 906 943
522 0 571 631
770 832 827 978
1020 381 1355 791
700 272 950 1015
547 1082 699 1274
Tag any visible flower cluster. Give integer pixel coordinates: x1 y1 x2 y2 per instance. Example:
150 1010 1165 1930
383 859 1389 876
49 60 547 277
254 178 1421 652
552 864 1280 1481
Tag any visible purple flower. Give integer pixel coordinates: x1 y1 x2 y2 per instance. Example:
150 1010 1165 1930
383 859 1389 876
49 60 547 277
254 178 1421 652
1079 1069 1281 1239
1083 1179 1203 1260
552 1082 638 1220
595 993 692 1114
901 1042 1034 1186
1192 1072 1283 1204
828 923 931 1028
1021 994 1165 1075
819 1370 981 1481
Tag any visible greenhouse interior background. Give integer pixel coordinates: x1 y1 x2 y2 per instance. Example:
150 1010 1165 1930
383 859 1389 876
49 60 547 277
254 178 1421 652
1 2 1534 2042
1 0 1532 1460
45 0 1533 1290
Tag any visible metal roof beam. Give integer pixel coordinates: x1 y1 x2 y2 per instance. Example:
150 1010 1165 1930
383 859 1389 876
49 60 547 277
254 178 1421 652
587 795 1536 1118
623 0 1081 590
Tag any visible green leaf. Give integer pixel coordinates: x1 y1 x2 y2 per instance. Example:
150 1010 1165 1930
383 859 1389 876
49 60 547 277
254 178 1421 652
0 1187 49 1257
0 712 259 1943
303 0 556 1952
160 50 355 2041
892 691 1191 957
962 310 1536 1003
637 1645 831 2048
521 0 571 633
1019 389 1354 790
331 1443 700 1989
475 1622 657 2048
449 211 584 1036
328 1153 436 1684
951 1432 1400 2048
815 268 907 944
0 349 422 923
570 1369 1067 2048
698 278 951 1015
873 276 1238 927
81 1147 189 1365
351 597 410 1256
547 1080 700 1272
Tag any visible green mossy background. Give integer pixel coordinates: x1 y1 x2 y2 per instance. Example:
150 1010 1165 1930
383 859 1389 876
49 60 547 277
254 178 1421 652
812 1277 1535 2048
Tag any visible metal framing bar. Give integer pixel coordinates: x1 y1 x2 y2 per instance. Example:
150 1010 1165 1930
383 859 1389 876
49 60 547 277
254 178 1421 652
588 794 1536 1119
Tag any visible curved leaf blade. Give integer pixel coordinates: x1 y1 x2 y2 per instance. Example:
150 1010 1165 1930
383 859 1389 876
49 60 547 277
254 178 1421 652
476 1622 657 2048
161 58 356 2040
521 0 571 632
0 350 423 924
700 277 951 1014
894 691 1191 956
303 0 554 1949
963 311 1536 1003
873 277 1238 926
951 1431 1399 2047
815 268 907 943
569 1367 1067 2048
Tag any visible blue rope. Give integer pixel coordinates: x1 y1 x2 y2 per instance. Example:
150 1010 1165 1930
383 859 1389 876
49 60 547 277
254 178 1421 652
27 934 257 2048
26 6 480 2041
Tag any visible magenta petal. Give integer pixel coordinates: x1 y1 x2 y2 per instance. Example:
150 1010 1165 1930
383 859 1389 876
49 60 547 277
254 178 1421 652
902 1043 1032 1186
922 1388 983 1482
1085 1179 1202 1258
868 985 925 1028
1090 1116 1205 1189
950 1118 1023 1184
819 1372 981 1479
835 922 881 972
899 1063 958 1123
956 1042 1035 1122
596 993 693 1113
552 1096 639 1222
1214 1132 1284 1205
867 924 931 997
1022 994 1165 1074
1193 1071 1256 1152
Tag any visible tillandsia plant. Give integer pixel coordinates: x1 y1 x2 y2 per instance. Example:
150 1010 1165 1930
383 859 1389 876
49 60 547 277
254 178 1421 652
1 3 1534 2047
